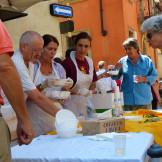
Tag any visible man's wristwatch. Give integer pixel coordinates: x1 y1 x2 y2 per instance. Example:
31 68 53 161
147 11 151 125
38 83 47 91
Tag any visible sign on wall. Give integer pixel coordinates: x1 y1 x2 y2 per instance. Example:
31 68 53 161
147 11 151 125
50 3 73 18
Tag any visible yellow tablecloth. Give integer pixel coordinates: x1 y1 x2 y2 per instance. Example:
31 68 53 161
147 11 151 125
48 110 162 145
124 110 162 145
125 119 162 145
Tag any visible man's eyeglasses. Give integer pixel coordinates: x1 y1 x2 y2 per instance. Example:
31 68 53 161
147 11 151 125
78 44 89 48
146 32 152 40
31 48 43 53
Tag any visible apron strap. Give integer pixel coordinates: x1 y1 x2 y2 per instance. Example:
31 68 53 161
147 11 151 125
0 105 2 117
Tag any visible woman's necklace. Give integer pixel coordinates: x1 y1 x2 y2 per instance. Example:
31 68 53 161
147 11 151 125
41 64 52 75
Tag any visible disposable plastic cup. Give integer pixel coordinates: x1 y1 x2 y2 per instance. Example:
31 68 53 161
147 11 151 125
133 75 138 83
113 134 126 156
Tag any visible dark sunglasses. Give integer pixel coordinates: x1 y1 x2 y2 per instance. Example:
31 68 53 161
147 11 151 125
146 32 152 40
78 44 89 48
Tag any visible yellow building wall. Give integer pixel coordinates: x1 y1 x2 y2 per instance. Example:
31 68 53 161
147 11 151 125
4 0 64 58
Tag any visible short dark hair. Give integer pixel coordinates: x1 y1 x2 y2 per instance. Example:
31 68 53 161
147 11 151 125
122 38 139 50
42 34 59 47
74 32 92 45
65 48 75 58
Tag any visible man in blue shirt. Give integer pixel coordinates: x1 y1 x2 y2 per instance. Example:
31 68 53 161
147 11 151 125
114 38 158 110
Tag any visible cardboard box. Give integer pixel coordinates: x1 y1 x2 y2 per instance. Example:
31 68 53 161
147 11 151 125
82 117 125 135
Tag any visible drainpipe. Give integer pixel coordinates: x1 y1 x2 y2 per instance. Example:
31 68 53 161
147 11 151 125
99 0 107 36
147 0 151 16
140 0 144 23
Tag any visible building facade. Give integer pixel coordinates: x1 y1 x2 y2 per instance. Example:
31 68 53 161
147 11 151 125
59 0 162 76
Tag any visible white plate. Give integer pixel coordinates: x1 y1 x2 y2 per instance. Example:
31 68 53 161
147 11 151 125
53 91 71 100
54 79 67 86
107 70 119 75
87 133 132 141
123 116 143 121
87 132 116 141
59 91 71 99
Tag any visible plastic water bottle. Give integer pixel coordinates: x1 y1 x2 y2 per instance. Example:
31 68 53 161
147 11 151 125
113 86 122 117
111 93 117 116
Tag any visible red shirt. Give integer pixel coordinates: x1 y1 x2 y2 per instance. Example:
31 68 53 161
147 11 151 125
62 57 97 86
0 20 13 56
0 20 14 104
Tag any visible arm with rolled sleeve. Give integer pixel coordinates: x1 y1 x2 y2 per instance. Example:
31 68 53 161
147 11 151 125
111 68 123 81
12 52 59 116
146 61 158 85
0 20 34 145
111 59 123 80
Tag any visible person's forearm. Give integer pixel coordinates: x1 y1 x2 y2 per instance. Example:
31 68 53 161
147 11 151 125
28 89 59 116
89 82 96 90
0 54 29 122
33 95 59 116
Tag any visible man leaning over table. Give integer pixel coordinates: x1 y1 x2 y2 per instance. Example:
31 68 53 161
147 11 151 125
0 21 34 162
11 31 60 136
141 14 162 158
112 37 157 111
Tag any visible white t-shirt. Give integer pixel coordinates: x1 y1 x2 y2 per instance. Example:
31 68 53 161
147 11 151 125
12 50 36 95
96 68 117 93
96 77 117 93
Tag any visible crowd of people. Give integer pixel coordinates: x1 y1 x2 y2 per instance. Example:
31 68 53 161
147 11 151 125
1 15 162 162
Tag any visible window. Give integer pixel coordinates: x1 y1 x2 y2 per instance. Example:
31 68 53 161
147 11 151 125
128 28 137 39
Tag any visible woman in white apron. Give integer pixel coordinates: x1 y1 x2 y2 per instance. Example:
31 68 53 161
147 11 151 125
62 32 97 117
27 34 72 136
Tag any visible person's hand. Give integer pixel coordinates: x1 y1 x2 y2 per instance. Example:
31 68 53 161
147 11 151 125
107 65 115 70
90 89 97 94
63 78 73 90
17 118 35 145
135 76 147 83
115 62 122 70
158 98 162 105
43 78 58 87
77 88 90 96
57 99 66 105
98 72 110 79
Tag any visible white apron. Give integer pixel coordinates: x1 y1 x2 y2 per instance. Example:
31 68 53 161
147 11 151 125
34 61 61 91
65 52 94 117
70 51 94 93
27 62 61 137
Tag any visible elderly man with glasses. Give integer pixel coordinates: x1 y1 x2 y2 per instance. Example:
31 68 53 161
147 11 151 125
141 14 162 159
11 31 60 136
141 15 162 48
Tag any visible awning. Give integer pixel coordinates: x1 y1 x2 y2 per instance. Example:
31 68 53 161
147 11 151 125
0 0 45 21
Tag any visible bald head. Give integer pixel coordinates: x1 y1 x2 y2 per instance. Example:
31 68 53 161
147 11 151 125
20 31 43 47
19 31 44 64
98 61 106 69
